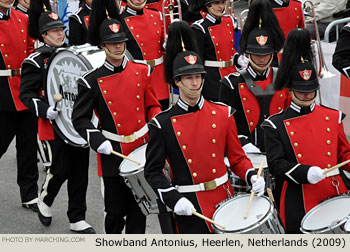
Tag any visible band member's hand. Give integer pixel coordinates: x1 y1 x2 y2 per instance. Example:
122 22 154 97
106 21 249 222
242 143 261 154
307 166 326 184
46 106 59 120
237 54 249 68
250 175 265 196
174 197 196 216
97 140 112 155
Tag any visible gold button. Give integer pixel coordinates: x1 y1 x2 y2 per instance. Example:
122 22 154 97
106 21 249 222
229 32 232 34
295 8 297 11
154 22 157 25
108 101 112 105
280 94 284 98
172 118 177 123
113 112 117 116
327 140 331 144
249 122 254 126
297 154 302 158
7 65 10 68
325 117 329 121
136 107 140 111
231 48 234 51
212 169 216 174
137 83 141 87
136 35 140 38
297 16 299 19
157 31 160 34
138 120 141 124
216 43 219 46
188 159 192 164
278 107 282 111
212 153 216 158
151 14 154 18
231 39 234 42
21 29 24 33
1 44 4 47
131 26 134 30
327 152 331 157
209 28 212 31
103 90 107 94
212 139 216 144
286 122 290 126
243 97 247 101
140 43 143 47
240 85 244 89
143 52 146 56
192 171 196 176
177 132 181 136
23 40 26 43
227 24 230 27
136 72 139 76
246 109 250 113
126 19 130 22
217 51 220 54
117 123 121 128
328 164 331 168
327 128 331 132
212 36 215 39
99 80 103 83
290 131 295 136
5 54 8 58
158 41 160 44
294 142 298 147
212 124 216 129
24 50 26 54
219 58 222 61
182 145 187 150
136 95 140 99
212 111 216 115
18 19 21 22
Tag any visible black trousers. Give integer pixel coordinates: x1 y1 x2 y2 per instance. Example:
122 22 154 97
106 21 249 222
40 132 89 223
0 110 38 203
103 176 146 234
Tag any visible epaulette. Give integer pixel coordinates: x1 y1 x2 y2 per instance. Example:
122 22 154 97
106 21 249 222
191 19 205 34
320 104 346 121
149 106 173 129
77 68 98 89
22 52 41 68
69 8 83 24
260 110 283 129
208 100 236 117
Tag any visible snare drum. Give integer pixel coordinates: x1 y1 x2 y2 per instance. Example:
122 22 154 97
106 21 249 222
300 195 350 234
212 194 284 233
46 44 104 147
119 144 159 215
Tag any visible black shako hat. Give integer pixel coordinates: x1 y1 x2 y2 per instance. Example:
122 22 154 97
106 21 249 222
245 26 275 55
289 60 320 92
173 51 206 80
39 11 66 34
99 19 128 44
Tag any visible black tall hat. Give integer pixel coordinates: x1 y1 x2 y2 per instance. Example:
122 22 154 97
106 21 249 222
28 0 65 39
189 0 222 13
87 0 121 46
289 60 319 92
164 21 204 88
245 26 274 55
239 0 284 54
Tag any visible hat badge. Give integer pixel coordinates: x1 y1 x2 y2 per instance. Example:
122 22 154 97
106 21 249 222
256 35 268 46
48 13 59 20
184 55 197 65
299 70 312 80
109 24 120 34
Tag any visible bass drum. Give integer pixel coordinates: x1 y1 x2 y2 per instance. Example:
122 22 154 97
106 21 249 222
46 44 104 147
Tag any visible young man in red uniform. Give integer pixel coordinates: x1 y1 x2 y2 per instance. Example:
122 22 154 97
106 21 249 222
144 21 265 234
262 39 350 233
191 0 247 101
0 0 39 212
218 0 287 153
120 0 169 110
72 0 161 233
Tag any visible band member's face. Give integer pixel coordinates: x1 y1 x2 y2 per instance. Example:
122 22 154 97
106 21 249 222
43 28 65 46
0 0 14 12
292 91 316 102
208 0 226 17
104 42 125 55
179 74 202 92
130 0 146 6
250 54 272 68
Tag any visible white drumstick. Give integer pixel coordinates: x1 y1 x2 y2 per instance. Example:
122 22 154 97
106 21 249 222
111 149 141 165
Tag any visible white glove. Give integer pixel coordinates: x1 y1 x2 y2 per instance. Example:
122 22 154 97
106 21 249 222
174 197 196 216
237 54 249 68
250 175 265 196
307 166 326 184
242 143 261 154
46 106 59 120
97 140 112 155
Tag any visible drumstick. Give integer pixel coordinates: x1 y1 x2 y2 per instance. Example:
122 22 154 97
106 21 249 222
244 161 264 219
266 188 275 203
53 93 62 111
322 159 350 175
192 210 226 230
111 149 141 165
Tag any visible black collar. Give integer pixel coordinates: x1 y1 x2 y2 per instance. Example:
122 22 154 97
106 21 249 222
290 101 316 115
16 3 28 14
247 65 271 80
177 96 205 112
271 0 289 8
103 56 128 73
126 6 144 16
0 8 10 20
206 13 221 25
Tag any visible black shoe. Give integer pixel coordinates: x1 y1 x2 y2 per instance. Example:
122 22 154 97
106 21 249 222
71 227 96 234
38 210 52 226
22 203 39 212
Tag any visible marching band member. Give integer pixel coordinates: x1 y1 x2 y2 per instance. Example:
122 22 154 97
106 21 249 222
14 0 29 14
269 0 304 39
19 0 95 234
72 0 161 234
120 0 169 110
332 22 350 79
69 0 92 45
262 29 350 233
144 21 265 234
0 0 39 212
191 0 246 102
218 0 287 153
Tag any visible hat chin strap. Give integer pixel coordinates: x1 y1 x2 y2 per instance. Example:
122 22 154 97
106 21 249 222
247 54 273 72
0 0 14 8
177 80 204 97
104 46 126 60
127 0 146 10
291 90 316 107
208 6 225 18
45 34 65 48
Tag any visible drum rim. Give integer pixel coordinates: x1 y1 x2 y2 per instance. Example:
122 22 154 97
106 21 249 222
212 194 273 233
300 195 350 234
119 144 147 174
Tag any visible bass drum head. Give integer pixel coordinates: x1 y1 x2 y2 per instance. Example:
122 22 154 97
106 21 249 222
119 144 147 175
46 45 105 147
301 195 350 233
